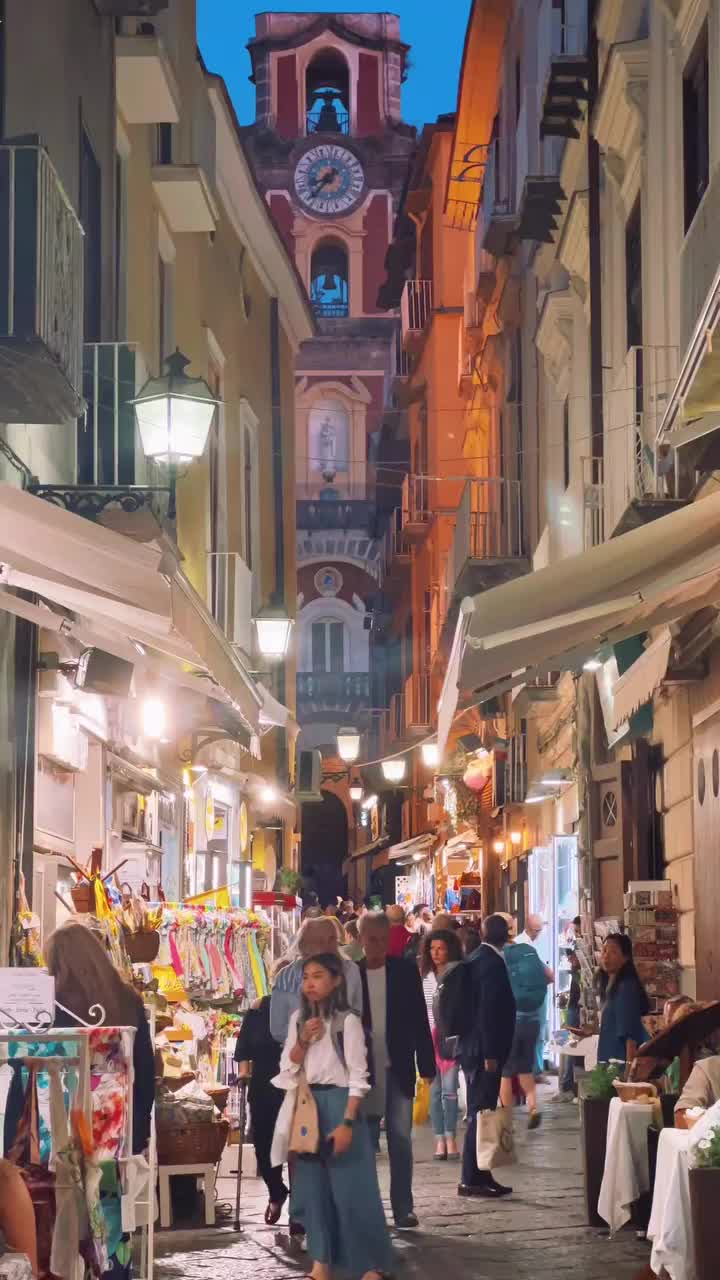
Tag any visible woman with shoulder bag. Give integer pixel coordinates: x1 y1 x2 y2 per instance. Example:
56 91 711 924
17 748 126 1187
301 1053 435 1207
421 929 463 1161
271 952 391 1280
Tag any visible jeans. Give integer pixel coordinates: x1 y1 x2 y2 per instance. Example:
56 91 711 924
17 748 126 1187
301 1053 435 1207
430 1063 459 1138
367 1069 415 1221
461 1066 502 1187
534 993 548 1074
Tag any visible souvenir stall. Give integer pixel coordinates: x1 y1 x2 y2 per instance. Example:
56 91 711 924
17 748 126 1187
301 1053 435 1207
0 975 152 1280
435 829 483 917
388 834 436 910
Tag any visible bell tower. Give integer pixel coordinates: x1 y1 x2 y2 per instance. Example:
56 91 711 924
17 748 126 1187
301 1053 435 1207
244 14 414 884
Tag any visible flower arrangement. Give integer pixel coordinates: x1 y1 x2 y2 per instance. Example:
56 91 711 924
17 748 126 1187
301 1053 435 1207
694 1125 720 1169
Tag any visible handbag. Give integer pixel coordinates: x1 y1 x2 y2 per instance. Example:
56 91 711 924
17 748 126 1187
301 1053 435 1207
476 1105 516 1170
288 1068 319 1156
413 1076 430 1127
8 1065 59 1280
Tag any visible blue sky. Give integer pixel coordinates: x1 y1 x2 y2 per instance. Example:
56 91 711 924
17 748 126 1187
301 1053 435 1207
197 2 472 129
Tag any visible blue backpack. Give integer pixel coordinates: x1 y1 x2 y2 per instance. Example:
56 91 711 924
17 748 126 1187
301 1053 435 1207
504 942 547 1014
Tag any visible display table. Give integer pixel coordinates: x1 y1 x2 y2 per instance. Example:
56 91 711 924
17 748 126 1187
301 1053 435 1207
597 1097 655 1235
548 1033 599 1071
647 1127 693 1280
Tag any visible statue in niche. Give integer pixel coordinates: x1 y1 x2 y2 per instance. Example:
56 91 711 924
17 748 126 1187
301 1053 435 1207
319 415 337 482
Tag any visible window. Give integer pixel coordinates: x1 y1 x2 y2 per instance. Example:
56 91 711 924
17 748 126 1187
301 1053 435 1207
80 127 102 342
306 48 350 135
310 240 349 318
243 425 253 570
156 123 173 165
683 21 709 232
515 57 522 124
157 252 174 363
311 620 345 672
115 150 128 339
208 362 222 602
563 396 570 491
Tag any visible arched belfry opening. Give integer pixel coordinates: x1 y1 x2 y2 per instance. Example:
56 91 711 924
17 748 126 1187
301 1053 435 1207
306 48 350 135
311 240 349 318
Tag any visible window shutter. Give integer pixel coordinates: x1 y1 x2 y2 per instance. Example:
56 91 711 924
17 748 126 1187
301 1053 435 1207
311 623 326 672
329 622 344 672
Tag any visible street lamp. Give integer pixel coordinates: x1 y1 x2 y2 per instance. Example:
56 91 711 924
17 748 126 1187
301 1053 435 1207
133 350 219 466
337 727 361 763
381 758 406 783
253 603 294 661
421 741 439 768
142 696 166 740
349 782 363 803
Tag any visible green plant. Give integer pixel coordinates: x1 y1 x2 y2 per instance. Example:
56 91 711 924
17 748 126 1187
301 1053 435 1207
585 1062 622 1101
277 867 303 894
694 1125 720 1170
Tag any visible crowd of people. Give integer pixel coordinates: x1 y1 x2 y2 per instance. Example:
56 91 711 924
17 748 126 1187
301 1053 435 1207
8 900 712 1280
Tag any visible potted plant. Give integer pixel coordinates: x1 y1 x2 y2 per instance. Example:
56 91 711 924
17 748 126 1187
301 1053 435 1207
580 1062 622 1227
277 867 303 896
689 1124 720 1279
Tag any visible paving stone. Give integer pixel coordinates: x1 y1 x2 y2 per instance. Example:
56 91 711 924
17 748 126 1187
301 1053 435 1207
155 1100 649 1279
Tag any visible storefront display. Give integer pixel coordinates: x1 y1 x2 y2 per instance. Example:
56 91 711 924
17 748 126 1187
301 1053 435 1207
528 835 579 1039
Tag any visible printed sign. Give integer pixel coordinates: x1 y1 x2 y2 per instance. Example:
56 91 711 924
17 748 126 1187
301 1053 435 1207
0 968 55 1030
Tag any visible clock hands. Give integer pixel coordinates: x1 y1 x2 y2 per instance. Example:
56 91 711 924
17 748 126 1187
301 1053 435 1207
309 166 339 199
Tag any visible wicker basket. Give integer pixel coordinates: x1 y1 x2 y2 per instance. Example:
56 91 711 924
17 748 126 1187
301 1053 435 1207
156 1118 229 1166
123 929 160 963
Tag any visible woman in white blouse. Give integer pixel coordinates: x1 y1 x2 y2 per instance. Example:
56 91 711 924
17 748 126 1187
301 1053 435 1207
272 952 392 1280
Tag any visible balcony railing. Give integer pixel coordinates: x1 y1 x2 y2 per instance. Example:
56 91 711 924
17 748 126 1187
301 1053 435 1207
680 165 720 356
384 506 411 574
306 108 350 136
207 551 253 654
507 733 528 805
312 299 349 319
297 672 371 705
0 144 83 423
582 456 605 549
481 139 517 257
297 489 375 532
400 280 432 349
400 474 432 538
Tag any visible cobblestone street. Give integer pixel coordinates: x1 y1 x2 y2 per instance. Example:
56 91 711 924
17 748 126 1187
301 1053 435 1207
155 1099 650 1280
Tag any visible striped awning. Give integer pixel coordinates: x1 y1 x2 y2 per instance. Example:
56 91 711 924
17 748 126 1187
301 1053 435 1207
611 629 673 729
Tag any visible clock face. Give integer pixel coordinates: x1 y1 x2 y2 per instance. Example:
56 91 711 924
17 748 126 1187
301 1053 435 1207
294 144 365 217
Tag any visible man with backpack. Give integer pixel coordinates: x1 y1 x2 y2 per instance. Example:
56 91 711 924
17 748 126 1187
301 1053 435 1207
499 927 554 1128
435 913 517 1198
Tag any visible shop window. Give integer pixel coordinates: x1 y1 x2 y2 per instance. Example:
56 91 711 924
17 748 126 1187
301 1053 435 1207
683 21 709 232
311 240 349 318
306 48 350 135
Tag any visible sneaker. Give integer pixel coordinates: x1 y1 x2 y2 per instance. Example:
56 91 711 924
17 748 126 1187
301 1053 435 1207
394 1213 419 1229
528 1110 542 1130
551 1090 574 1103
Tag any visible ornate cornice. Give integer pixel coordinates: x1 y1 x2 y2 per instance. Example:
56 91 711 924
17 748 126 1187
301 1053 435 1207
535 289 574 389
557 190 590 300
592 41 650 197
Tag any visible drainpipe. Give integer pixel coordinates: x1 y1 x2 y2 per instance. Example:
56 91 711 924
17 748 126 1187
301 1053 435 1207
587 0 603 460
269 298 288 844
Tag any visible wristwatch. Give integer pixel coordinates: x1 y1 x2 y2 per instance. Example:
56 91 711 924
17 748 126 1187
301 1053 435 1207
342 1117 355 1129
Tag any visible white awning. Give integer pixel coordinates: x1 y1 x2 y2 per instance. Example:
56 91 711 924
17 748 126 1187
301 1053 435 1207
0 484 263 732
611 629 673 729
257 682 300 739
388 832 436 862
438 491 720 755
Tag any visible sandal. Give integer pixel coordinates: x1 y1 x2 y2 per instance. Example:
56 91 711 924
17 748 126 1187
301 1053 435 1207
265 1192 288 1225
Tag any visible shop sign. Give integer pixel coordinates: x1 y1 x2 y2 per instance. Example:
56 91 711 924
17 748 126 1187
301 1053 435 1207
205 789 215 842
0 968 55 1029
239 801 249 855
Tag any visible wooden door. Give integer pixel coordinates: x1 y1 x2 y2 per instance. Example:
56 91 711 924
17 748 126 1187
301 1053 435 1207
692 715 720 999
591 762 634 918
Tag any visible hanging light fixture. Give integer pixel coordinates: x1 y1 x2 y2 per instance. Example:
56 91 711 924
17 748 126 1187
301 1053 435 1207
142 696 166 740
349 782 363 803
132 350 219 466
381 758 406 783
337 727 361 763
253 603 294 661
421 741 439 768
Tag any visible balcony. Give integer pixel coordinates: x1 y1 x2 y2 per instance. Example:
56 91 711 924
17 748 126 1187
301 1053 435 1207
448 478 527 603
94 1 168 13
517 175 564 244
383 507 411 582
116 33 180 125
400 474 432 541
602 346 687 538
400 280 432 352
481 140 517 258
511 673 561 720
538 3 589 141
208 551 253 656
296 672 371 712
296 487 375 533
507 733 528 805
0 144 83 423
152 164 218 233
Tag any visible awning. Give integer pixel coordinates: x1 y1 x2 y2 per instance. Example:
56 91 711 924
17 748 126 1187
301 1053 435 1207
611 629 673 729
350 835 390 862
258 682 300 739
0 484 262 734
388 833 437 862
438 491 720 754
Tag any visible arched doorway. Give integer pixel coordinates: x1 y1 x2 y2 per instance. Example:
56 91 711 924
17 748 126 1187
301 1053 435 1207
301 789 348 907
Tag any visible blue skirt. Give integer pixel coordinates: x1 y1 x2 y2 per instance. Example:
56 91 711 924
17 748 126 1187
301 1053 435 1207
292 1085 393 1276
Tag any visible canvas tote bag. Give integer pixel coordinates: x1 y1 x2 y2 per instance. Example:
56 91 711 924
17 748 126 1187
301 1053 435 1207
288 1068 319 1156
476 1105 516 1170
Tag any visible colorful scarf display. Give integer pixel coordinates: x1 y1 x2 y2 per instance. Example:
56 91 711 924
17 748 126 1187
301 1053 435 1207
152 907 270 1005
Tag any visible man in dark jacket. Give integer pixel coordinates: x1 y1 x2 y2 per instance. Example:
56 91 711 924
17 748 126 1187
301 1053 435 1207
359 912 436 1229
458 913 517 1198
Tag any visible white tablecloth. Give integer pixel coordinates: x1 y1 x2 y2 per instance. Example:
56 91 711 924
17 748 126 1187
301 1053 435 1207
647 1100 720 1280
647 1127 693 1280
547 1034 599 1070
598 1097 655 1235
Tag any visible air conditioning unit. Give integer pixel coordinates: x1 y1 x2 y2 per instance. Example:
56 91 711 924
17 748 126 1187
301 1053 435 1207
296 749 323 803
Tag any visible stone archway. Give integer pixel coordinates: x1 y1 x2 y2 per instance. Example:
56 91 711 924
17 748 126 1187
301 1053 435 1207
301 788 349 907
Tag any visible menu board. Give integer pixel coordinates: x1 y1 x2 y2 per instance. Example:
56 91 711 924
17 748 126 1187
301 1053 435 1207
0 968 55 1029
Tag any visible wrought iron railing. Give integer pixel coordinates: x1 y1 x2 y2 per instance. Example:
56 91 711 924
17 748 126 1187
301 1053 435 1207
400 280 433 346
297 672 371 702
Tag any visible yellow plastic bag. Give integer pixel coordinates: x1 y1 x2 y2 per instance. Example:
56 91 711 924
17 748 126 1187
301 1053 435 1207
413 1076 430 1127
